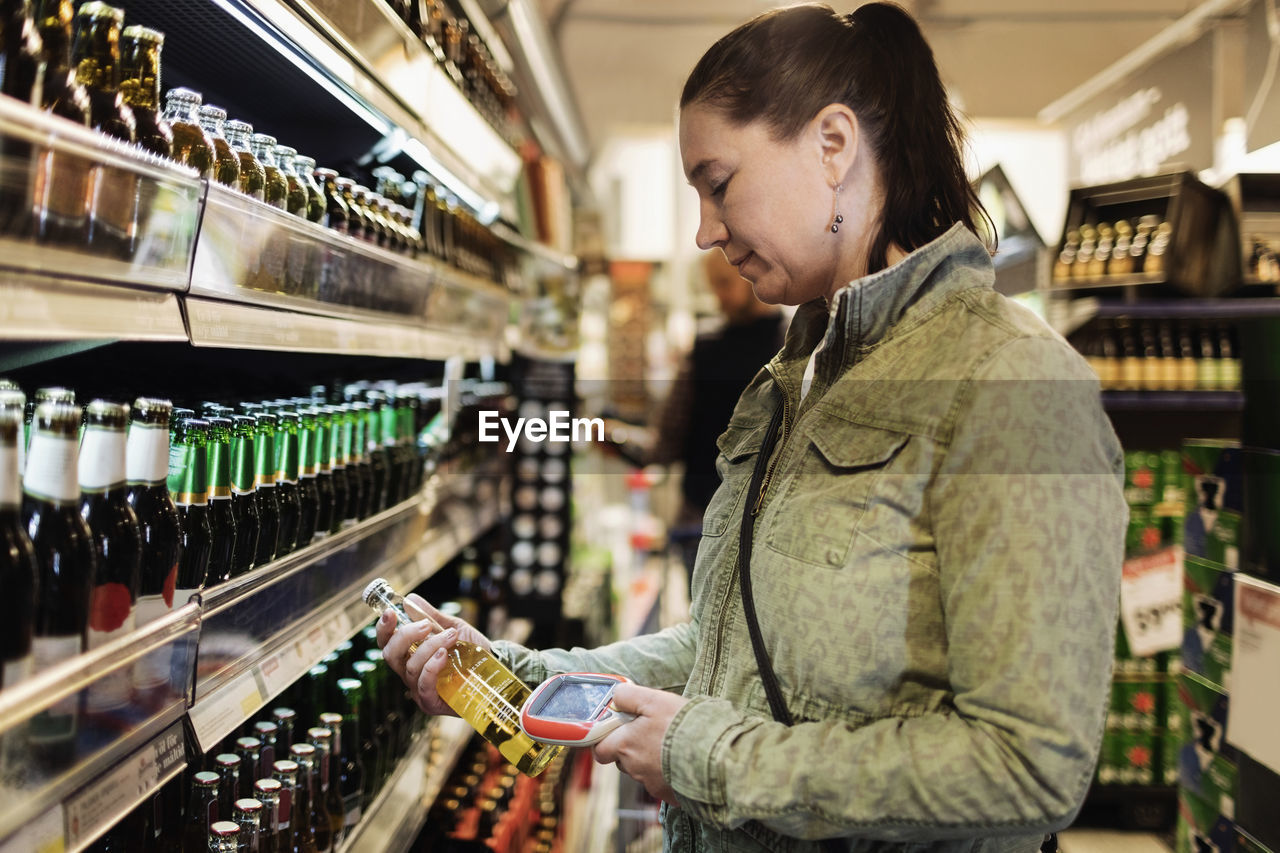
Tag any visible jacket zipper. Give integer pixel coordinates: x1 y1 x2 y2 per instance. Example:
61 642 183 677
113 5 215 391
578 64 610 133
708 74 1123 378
706 378 793 696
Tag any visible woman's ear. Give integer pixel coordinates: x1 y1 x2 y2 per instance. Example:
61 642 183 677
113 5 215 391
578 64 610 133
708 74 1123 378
814 103 859 186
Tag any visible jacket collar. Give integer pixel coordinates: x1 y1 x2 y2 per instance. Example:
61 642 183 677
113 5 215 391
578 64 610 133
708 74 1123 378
770 223 994 402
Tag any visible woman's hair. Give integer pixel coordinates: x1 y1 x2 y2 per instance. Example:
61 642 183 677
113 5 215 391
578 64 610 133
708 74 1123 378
680 3 993 274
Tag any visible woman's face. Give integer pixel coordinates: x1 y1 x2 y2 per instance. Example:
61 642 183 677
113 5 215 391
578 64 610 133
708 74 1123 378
679 103 848 306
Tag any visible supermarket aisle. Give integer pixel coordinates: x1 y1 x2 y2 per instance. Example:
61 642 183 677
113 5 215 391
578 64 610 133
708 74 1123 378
1058 830 1173 852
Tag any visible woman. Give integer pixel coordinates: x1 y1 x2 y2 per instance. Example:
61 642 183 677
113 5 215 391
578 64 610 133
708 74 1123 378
379 4 1126 852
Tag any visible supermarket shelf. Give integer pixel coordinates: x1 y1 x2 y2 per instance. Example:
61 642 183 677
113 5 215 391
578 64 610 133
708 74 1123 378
183 296 503 361
491 222 579 273
1101 390 1245 411
1092 297 1280 320
188 474 503 751
0 603 200 850
0 98 203 294
1052 272 1168 292
0 273 189 343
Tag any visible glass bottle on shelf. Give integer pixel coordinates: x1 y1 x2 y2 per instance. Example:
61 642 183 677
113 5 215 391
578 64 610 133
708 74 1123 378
1218 323 1241 392
224 120 265 201
250 412 280 566
1146 220 1171 275
1110 220 1133 276
337 404 362 526
292 155 325 223
334 178 365 241
228 415 260 574
272 707 297 754
308 726 344 847
234 737 262 800
273 145 308 218
0 0 43 237
288 742 326 853
250 134 287 210
270 759 299 853
334 679 368 827
294 407 319 548
351 660 387 791
253 778 282 853
308 407 335 537
1197 324 1218 390
32 0 92 245
161 87 213 179
272 411 300 559
322 405 347 535
363 393 389 514
313 168 347 234
1175 323 1198 391
125 398 183 698
23 402 94 765
1138 321 1160 391
204 416 237 586
0 408 37 696
231 799 262 853
72 1 137 259
208 821 240 853
197 105 241 189
184 769 221 853
118 26 170 157
79 400 141 722
1088 222 1112 278
362 578 564 776
351 186 383 246
252 719 279 777
348 401 375 521
168 417 212 604
214 752 242 822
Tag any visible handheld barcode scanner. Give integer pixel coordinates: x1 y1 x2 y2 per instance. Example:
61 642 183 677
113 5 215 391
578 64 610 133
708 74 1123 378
519 673 635 746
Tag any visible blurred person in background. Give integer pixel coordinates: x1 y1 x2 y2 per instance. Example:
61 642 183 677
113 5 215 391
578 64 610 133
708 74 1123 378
380 4 1124 852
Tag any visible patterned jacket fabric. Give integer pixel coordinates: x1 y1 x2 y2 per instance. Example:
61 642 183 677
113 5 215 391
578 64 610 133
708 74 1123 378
493 223 1126 853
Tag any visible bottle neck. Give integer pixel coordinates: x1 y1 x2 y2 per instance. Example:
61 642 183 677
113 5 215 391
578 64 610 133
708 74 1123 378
208 436 232 500
254 431 276 488
298 423 317 478
198 116 223 138
168 440 208 507
276 429 298 484
161 97 195 125
24 429 79 505
120 42 160 109
126 422 169 485
36 0 73 72
79 425 127 491
230 432 255 495
72 20 122 94
225 126 250 151
316 420 332 471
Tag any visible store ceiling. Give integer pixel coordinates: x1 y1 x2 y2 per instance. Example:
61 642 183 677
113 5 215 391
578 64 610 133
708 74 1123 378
536 0 1201 148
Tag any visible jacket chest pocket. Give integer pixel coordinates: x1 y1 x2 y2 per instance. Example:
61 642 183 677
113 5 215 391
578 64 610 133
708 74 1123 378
764 419 909 568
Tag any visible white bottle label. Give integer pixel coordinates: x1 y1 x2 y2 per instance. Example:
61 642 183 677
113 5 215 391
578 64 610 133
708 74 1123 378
24 434 79 504
2 653 32 689
0 444 19 508
133 593 174 691
79 428 127 491
30 634 83 743
126 423 169 485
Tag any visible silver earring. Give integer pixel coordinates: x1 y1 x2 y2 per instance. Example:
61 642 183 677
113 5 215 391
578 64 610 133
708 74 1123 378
830 184 844 233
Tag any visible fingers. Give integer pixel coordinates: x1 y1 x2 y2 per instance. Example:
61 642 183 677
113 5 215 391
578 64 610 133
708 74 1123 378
606 681 642 715
416 645 451 711
403 626 457 683
404 593 459 629
591 727 622 766
374 609 398 650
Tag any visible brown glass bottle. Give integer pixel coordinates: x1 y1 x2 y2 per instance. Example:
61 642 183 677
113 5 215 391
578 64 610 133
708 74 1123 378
183 771 221 853
0 0 45 237
0 408 38 699
292 155 325 223
223 119 264 201
118 25 170 157
352 186 385 246
251 134 287 210
273 145 308 218
32 0 94 245
197 105 240 189
315 170 348 234
161 87 213 179
335 178 366 241
288 743 326 853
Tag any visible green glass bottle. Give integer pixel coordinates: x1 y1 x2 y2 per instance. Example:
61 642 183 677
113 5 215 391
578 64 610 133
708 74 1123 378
349 402 375 520
364 393 390 514
272 411 300 559
323 406 347 535
308 725 344 848
309 407 335 536
228 415 260 574
336 404 362 525
334 679 368 824
167 417 211 601
224 120 264 201
204 416 237 585
252 413 280 565
294 408 319 548
197 104 240 189
380 393 404 506
250 134 287 210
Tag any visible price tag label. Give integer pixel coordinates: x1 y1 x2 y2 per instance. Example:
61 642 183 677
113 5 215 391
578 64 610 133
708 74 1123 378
189 668 265 752
1120 546 1184 657
1227 575 1280 775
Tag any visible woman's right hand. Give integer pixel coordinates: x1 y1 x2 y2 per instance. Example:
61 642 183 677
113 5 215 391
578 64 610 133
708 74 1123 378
375 593 493 717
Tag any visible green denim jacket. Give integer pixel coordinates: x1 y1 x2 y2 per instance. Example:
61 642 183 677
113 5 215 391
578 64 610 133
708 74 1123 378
494 224 1126 853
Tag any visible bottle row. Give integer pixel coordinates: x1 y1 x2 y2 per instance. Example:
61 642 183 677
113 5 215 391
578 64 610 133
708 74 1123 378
86 619 420 853
1054 217 1173 281
1076 320 1242 392
0 0 516 287
378 0 521 147
0 376 456 768
1248 235 1280 283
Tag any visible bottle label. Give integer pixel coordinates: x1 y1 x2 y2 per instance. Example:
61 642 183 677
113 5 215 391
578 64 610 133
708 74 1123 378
86 592 136 713
24 433 79 504
0 444 19 507
2 653 33 689
277 789 291 829
209 441 234 500
79 429 128 491
231 435 256 495
30 634 83 743
127 423 169 485
169 443 209 506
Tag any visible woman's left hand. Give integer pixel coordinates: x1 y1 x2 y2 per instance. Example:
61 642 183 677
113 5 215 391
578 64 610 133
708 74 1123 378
591 681 687 805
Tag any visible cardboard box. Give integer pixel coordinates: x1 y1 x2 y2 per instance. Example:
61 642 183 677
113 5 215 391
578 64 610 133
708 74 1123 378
1178 788 1237 853
1128 450 1164 507
1110 679 1163 730
1183 440 1244 571
1179 671 1239 813
1183 554 1236 689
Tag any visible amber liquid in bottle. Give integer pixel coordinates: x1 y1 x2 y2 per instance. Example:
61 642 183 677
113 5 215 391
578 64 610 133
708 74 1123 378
224 119 264 201
198 105 241 188
161 87 214 179
251 134 287 210
362 578 562 776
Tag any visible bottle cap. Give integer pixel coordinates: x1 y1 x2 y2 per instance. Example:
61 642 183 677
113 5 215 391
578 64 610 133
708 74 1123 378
198 104 228 122
210 821 240 838
251 133 278 147
122 25 164 43
78 2 124 23
362 578 393 607
165 87 203 106
233 798 263 814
